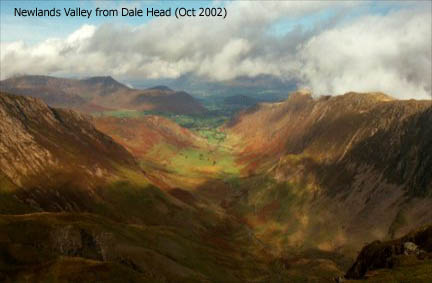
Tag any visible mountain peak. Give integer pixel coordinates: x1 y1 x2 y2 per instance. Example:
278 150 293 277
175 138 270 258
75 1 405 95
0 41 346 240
287 90 313 102
81 76 130 95
342 91 395 102
83 76 122 85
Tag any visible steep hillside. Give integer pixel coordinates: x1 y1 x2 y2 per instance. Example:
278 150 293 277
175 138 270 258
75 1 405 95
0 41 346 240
0 92 272 282
225 92 432 257
95 115 205 157
227 91 432 194
0 92 137 190
0 76 206 114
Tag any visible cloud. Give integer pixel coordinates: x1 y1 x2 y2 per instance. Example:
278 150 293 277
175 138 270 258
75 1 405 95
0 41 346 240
0 1 431 99
298 9 432 99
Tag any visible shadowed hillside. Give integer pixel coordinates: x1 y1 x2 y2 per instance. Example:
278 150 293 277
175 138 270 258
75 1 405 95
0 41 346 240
225 92 432 260
0 92 273 282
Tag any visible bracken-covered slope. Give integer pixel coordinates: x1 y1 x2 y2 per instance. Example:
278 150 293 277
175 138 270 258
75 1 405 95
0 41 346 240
94 115 209 189
0 75 207 114
0 92 272 282
0 91 137 190
225 91 432 255
94 115 205 157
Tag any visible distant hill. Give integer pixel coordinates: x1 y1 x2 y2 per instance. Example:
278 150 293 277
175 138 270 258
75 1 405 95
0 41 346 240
223 95 258 106
0 75 87 108
132 90 206 114
146 85 173 91
0 75 206 115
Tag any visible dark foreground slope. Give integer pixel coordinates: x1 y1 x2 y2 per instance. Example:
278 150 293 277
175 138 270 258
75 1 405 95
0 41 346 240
0 92 270 282
345 225 432 282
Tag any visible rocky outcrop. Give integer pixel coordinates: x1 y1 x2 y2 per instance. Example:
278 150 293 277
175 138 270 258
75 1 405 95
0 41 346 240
50 225 115 261
345 226 432 279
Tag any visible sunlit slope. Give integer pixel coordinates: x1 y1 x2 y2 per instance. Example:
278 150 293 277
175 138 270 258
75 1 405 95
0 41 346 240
224 92 432 257
94 115 242 190
0 92 273 282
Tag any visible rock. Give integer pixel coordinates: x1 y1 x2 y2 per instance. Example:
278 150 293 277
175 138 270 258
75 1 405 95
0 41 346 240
50 225 83 256
346 226 432 279
403 242 419 255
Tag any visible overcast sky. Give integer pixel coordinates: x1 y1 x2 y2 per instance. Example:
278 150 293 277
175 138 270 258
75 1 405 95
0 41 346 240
1 0 431 99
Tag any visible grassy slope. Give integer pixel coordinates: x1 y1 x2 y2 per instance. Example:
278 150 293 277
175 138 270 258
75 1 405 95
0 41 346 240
92 107 357 282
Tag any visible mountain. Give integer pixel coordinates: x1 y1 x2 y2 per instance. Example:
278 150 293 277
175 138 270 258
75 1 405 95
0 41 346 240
81 76 130 97
0 91 271 282
132 90 206 114
147 85 173 91
1 87 431 281
227 91 432 193
0 75 206 115
225 91 432 255
0 91 137 192
0 75 87 109
128 74 297 100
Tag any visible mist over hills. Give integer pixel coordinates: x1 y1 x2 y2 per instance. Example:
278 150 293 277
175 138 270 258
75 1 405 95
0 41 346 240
128 74 296 101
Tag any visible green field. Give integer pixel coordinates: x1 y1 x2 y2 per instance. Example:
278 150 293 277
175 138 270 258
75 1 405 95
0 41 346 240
95 109 230 145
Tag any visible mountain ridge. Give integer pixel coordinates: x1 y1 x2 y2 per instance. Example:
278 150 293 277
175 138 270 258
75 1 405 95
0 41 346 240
225 91 432 257
0 75 206 114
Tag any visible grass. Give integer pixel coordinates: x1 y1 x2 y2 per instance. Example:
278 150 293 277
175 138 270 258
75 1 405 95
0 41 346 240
169 147 240 177
346 258 432 283
94 109 230 145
